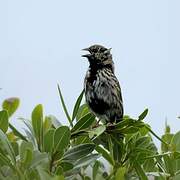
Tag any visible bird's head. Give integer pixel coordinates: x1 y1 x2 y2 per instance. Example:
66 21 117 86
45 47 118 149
82 44 113 67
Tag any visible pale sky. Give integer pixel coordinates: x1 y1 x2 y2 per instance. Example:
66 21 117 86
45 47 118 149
1 0 180 143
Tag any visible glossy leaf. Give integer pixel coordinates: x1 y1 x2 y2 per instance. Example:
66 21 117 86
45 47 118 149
37 167 53 180
23 149 33 167
0 110 9 133
20 141 33 164
134 162 148 180
171 131 180 151
117 126 139 134
95 145 114 166
74 154 99 168
135 136 151 148
88 125 106 139
30 150 48 168
71 113 95 132
138 108 148 121
114 118 135 129
21 117 34 142
72 89 84 121
161 133 173 152
63 143 95 161
59 162 74 172
7 132 16 142
11 142 19 156
0 153 12 167
32 104 43 150
0 129 16 164
55 166 64 175
76 104 90 121
49 116 62 129
44 116 53 134
163 154 175 175
53 126 71 154
43 129 55 153
9 123 27 141
93 160 105 180
2 97 20 117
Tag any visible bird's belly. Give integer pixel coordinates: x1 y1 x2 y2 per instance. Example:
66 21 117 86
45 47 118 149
84 70 123 122
85 84 111 116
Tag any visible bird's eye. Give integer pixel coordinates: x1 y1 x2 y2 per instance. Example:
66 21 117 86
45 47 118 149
104 51 109 55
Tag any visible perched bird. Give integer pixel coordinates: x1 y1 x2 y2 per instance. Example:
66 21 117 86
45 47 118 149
82 44 123 124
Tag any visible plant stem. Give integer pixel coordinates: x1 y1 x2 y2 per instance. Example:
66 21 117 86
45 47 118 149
145 125 169 146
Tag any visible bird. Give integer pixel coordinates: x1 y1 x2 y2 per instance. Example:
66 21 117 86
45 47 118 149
82 44 123 124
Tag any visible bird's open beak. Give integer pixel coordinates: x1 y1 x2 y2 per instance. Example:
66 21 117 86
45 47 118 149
81 54 91 58
82 48 91 58
82 48 90 51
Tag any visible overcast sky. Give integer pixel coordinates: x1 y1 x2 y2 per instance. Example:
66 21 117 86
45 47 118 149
1 0 180 144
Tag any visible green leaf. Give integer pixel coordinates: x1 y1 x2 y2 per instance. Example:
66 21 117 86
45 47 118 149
63 143 95 161
115 167 126 180
71 113 95 132
0 110 9 133
134 162 148 180
44 116 53 134
93 161 105 180
135 136 151 148
161 133 173 152
114 118 135 129
117 126 139 134
75 136 91 145
59 162 74 172
9 123 27 141
84 176 91 180
93 161 100 180
74 154 99 168
64 169 80 178
43 129 55 153
23 149 33 167
11 142 19 156
0 153 12 167
55 166 64 175
37 167 53 180
53 126 71 154
138 108 148 121
76 104 90 121
2 97 20 117
171 131 180 151
32 104 43 150
88 125 106 139
30 150 48 168
143 159 157 172
53 175 65 180
57 84 72 127
48 115 62 129
20 141 33 165
95 145 114 166
0 129 16 164
163 154 175 176
72 89 84 121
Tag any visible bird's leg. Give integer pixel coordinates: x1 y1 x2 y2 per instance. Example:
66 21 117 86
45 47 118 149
93 118 101 128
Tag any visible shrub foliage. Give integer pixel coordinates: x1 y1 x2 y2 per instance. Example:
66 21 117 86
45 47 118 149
0 85 180 180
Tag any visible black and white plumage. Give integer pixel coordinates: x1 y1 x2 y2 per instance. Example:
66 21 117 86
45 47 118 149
82 44 123 123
